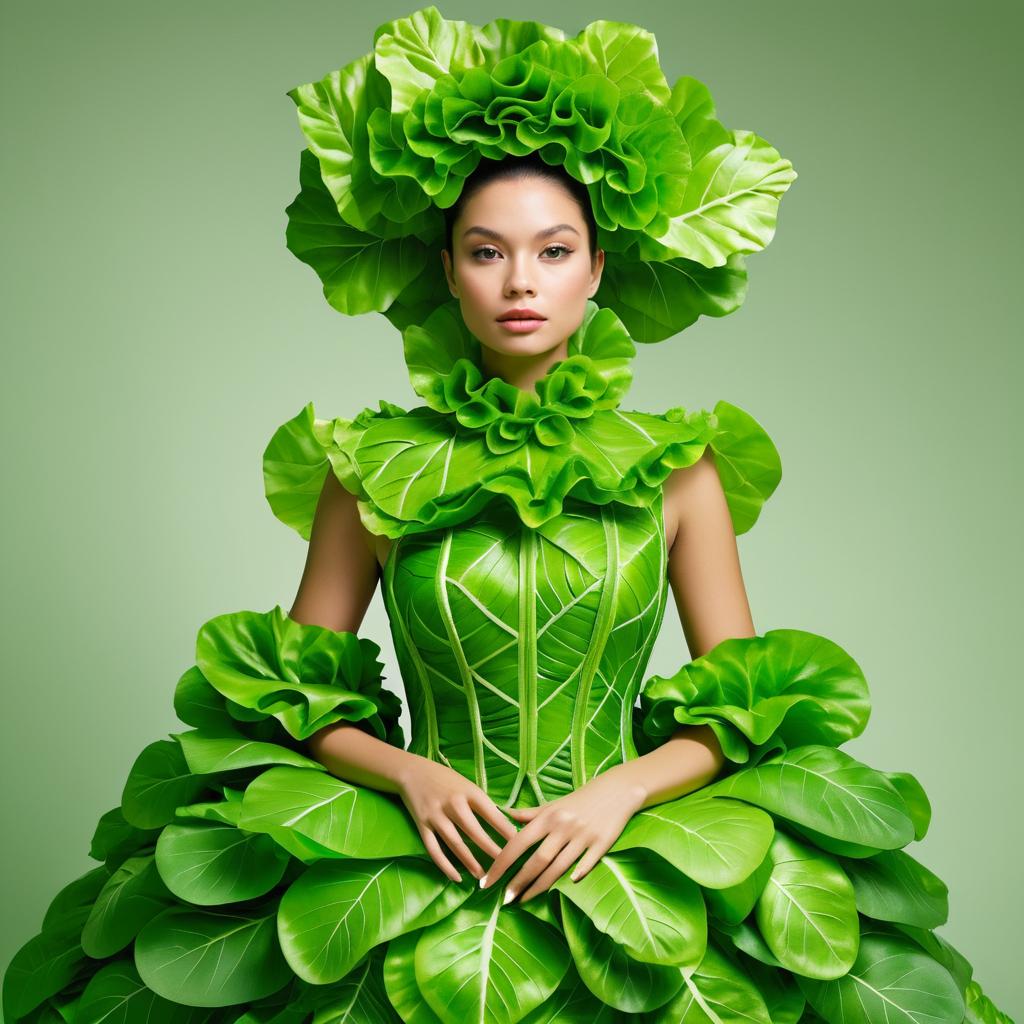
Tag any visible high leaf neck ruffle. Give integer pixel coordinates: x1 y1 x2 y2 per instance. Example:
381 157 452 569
401 299 637 454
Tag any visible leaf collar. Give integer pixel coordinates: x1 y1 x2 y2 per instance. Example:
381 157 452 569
401 299 637 454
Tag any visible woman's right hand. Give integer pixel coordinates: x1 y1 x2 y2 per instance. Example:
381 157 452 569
396 755 520 883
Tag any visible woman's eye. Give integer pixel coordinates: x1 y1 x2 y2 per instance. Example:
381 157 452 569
471 244 572 260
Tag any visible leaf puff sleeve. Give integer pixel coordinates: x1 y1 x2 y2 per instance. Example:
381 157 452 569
193 606 404 748
634 628 870 768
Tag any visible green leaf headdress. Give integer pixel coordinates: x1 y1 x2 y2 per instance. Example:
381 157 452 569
285 6 797 343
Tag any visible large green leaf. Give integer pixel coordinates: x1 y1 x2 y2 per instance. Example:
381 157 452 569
121 739 217 830
703 851 773 925
175 785 246 826
154 820 291 905
638 629 871 766
703 745 916 849
134 900 292 1007
559 895 684 1012
193 606 402 746
518 959 623 1023
840 848 948 928
716 945 806 1024
287 50 437 239
75 960 225 1024
573 20 672 103
174 727 323 775
711 919 784 970
81 853 174 957
646 127 797 268
373 7 486 114
2 903 94 1020
609 793 774 888
382 929 446 1024
596 251 747 343
300 948 402 1024
880 769 932 841
753 830 859 980
239 765 423 859
645 942 772 1024
892 922 974 993
174 666 235 733
797 927 965 1024
553 848 706 967
277 856 461 984
413 886 571 1024
285 148 432 316
88 806 162 870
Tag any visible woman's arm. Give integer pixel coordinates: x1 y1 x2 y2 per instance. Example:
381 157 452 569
612 446 756 809
289 470 420 796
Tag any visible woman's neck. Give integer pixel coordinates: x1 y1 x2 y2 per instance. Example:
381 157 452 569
478 338 570 396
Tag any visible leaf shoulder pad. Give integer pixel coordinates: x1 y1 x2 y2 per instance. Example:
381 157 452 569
262 398 781 540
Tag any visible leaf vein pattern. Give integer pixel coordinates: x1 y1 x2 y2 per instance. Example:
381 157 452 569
437 529 487 790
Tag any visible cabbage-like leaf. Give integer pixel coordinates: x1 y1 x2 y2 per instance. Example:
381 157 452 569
238 765 423 859
753 830 859 979
596 251 747 343
559 895 685 1012
81 853 173 958
76 960 223 1024
796 927 965 1024
174 727 322 776
839 848 949 928
121 739 218 830
609 793 774 889
552 848 706 967
154 821 291 906
413 886 571 1024
277 856 465 985
704 745 916 850
134 900 292 1007
645 942 772 1024
285 148 433 316
194 606 401 744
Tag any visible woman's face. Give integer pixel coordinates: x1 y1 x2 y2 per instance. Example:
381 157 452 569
442 175 605 369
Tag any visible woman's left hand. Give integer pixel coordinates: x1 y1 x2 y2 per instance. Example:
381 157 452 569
481 767 647 904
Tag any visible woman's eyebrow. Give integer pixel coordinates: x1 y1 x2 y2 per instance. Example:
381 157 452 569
462 223 581 240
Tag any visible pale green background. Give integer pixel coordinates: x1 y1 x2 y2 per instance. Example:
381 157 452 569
2 0 1021 1016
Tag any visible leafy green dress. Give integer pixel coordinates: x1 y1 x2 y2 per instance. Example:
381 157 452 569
2 302 1013 1024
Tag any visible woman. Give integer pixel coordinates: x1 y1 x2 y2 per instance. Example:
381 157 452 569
3 8 1011 1024
291 152 743 906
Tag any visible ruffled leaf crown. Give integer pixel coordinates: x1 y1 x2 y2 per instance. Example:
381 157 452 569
284 6 796 344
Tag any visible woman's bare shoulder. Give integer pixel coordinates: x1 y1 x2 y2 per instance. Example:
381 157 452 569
289 470 380 633
662 448 725 549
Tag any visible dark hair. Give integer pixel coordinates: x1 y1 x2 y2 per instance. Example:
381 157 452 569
443 152 599 261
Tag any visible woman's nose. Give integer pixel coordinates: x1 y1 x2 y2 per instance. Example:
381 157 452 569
503 257 536 296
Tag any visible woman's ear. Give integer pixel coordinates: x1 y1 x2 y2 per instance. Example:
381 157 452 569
587 248 606 298
441 249 459 298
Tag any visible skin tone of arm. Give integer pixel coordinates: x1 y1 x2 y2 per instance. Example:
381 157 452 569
486 446 757 903
290 471 518 883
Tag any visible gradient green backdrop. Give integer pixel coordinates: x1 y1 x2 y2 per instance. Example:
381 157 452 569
2 0 1020 1016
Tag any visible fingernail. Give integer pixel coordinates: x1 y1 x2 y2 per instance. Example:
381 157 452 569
503 888 516 905
479 874 489 888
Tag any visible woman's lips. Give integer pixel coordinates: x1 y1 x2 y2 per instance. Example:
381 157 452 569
497 317 546 333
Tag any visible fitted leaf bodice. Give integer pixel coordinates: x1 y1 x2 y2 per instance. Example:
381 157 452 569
380 492 670 807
